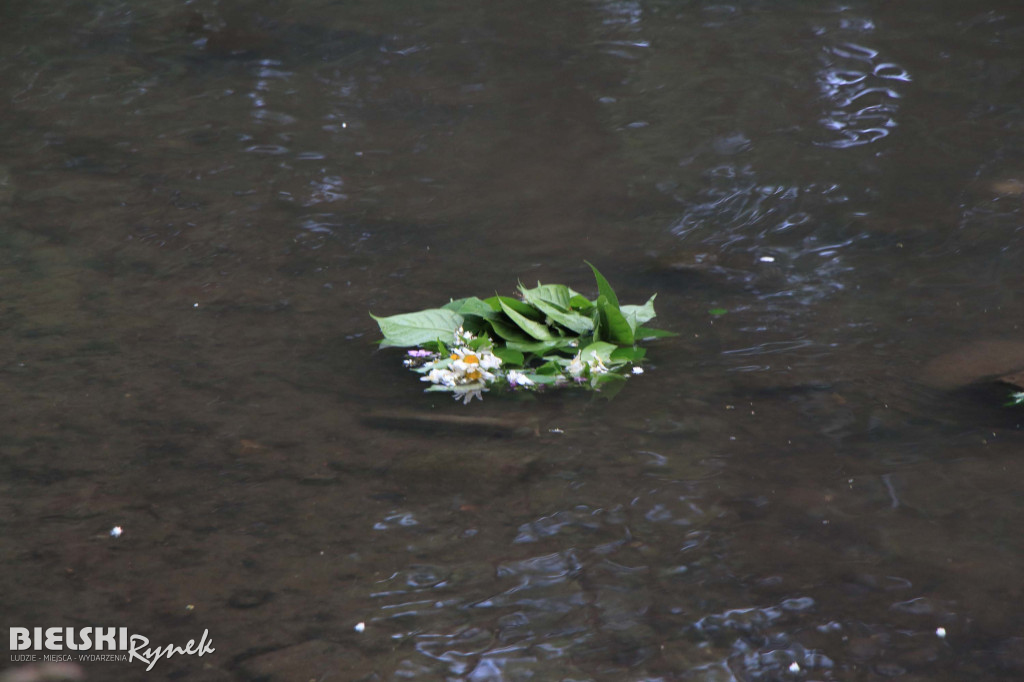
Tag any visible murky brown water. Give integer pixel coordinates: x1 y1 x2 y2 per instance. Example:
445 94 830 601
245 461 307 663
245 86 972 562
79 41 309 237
3 1 1024 680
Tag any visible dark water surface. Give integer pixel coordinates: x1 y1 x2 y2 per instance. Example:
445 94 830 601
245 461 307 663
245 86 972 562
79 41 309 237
3 1 1024 680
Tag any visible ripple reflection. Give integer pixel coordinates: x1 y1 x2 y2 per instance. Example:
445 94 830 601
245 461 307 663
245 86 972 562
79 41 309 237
817 39 910 149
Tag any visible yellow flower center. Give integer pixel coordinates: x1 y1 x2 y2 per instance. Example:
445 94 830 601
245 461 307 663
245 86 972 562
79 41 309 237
464 354 480 364
466 369 482 380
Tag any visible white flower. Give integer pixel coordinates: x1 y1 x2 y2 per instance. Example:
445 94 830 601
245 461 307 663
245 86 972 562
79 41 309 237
478 352 502 371
448 347 501 384
507 370 534 387
632 366 644 375
589 356 609 375
453 327 476 345
417 344 504 404
421 368 456 387
568 353 586 379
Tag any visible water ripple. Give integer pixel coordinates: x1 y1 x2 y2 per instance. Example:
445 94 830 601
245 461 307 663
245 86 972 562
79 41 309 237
817 40 910 149
692 598 837 679
670 164 862 304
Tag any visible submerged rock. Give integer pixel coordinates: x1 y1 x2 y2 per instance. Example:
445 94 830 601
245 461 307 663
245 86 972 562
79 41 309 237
362 410 538 436
997 369 1024 391
238 640 373 682
989 178 1024 197
920 340 1024 390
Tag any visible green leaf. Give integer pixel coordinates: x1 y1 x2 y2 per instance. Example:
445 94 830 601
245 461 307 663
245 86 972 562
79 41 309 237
485 295 543 321
460 317 491 339
596 295 634 346
414 356 452 373
498 297 557 341
579 341 617 365
467 336 490 351
708 307 728 317
523 373 561 385
443 297 499 319
610 347 646 363
534 360 564 375
488 318 532 343
569 294 595 312
491 347 525 366
420 340 447 355
620 294 658 331
519 282 569 307
371 309 463 348
531 298 594 335
518 283 594 334
586 261 620 309
636 325 678 339
506 338 576 354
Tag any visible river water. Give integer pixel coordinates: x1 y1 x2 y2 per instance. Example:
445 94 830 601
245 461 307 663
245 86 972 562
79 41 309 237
2 1 1023 681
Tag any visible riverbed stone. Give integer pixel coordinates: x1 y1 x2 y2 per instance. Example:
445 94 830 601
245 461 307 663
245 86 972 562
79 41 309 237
237 639 375 681
921 340 1024 389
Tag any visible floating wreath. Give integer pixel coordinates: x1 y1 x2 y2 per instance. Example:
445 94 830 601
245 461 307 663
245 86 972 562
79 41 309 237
371 263 673 404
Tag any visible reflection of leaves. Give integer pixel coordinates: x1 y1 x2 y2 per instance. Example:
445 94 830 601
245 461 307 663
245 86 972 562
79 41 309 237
637 325 677 339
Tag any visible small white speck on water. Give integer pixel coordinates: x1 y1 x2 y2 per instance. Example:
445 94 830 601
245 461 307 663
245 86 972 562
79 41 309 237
936 627 946 638
354 622 366 633
110 526 123 538
760 255 776 263
788 662 800 673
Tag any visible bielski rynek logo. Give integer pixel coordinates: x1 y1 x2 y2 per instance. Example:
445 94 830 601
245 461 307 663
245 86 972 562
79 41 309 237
10 626 215 671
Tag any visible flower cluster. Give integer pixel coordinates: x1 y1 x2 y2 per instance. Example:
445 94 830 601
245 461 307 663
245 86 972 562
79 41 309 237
407 327 628 403
407 328 546 403
416 330 506 404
